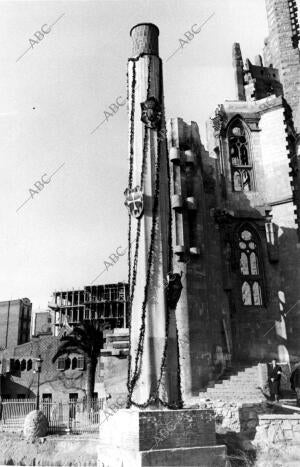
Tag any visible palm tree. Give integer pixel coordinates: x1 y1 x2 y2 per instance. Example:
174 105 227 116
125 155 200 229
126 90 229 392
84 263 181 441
52 320 108 403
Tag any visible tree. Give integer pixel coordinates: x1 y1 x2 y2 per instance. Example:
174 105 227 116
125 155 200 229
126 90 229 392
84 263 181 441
52 320 108 403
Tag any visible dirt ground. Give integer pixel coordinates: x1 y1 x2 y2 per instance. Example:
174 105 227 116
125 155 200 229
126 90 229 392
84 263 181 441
0 432 98 466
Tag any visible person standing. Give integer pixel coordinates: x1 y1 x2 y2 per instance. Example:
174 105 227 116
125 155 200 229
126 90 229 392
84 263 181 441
290 363 300 406
269 358 282 402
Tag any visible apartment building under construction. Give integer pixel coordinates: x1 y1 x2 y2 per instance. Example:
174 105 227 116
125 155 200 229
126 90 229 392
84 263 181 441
49 282 128 336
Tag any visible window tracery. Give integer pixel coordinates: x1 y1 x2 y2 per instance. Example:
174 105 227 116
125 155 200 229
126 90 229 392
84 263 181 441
238 227 263 306
228 119 252 191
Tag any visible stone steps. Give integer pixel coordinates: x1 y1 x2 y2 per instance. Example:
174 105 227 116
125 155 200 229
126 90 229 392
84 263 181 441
212 380 257 386
205 390 260 394
204 384 261 391
205 388 262 395
198 364 264 403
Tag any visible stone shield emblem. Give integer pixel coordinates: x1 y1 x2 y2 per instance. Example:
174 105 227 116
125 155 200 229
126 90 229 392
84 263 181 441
124 186 144 218
140 96 162 129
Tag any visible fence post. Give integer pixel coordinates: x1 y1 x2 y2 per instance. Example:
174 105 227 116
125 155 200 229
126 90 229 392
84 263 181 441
0 396 2 422
66 400 71 435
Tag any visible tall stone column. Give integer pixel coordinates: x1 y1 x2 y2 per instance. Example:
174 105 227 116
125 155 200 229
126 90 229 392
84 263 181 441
126 23 180 407
98 23 227 467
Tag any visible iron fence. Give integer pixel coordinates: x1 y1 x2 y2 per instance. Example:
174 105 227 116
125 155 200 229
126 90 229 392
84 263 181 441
0 398 105 434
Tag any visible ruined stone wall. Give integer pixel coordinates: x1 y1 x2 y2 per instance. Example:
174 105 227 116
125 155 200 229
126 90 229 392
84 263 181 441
254 413 300 448
167 118 231 398
258 103 300 360
201 139 233 379
205 92 300 366
205 399 270 434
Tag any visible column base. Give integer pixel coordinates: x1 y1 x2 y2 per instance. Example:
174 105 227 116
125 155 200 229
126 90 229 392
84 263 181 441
97 408 227 467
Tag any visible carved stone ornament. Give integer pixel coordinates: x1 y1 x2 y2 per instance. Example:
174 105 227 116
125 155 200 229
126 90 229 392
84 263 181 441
124 185 144 219
243 115 261 131
140 96 162 129
210 104 227 135
166 273 183 309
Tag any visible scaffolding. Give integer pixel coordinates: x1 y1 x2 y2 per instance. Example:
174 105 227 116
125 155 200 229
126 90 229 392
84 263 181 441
50 283 128 334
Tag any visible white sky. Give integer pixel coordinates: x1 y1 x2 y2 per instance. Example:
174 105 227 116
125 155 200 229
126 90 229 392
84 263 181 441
0 0 299 312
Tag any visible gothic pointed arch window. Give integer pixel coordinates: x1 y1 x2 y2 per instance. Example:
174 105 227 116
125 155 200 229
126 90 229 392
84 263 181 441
228 118 252 192
238 226 264 306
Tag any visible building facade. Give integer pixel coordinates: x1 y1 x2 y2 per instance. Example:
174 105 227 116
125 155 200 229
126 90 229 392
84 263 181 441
50 282 128 336
167 0 300 399
0 283 129 401
0 298 32 350
0 326 129 401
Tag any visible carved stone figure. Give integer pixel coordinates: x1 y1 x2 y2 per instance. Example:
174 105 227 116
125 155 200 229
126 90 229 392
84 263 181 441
140 96 162 129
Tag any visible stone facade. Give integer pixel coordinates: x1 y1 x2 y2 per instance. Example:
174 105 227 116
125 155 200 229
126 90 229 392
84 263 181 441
204 399 270 435
264 0 300 130
168 118 224 398
167 0 300 401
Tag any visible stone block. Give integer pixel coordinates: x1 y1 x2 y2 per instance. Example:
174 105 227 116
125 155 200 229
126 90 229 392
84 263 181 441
99 408 216 451
98 408 227 467
98 445 227 467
